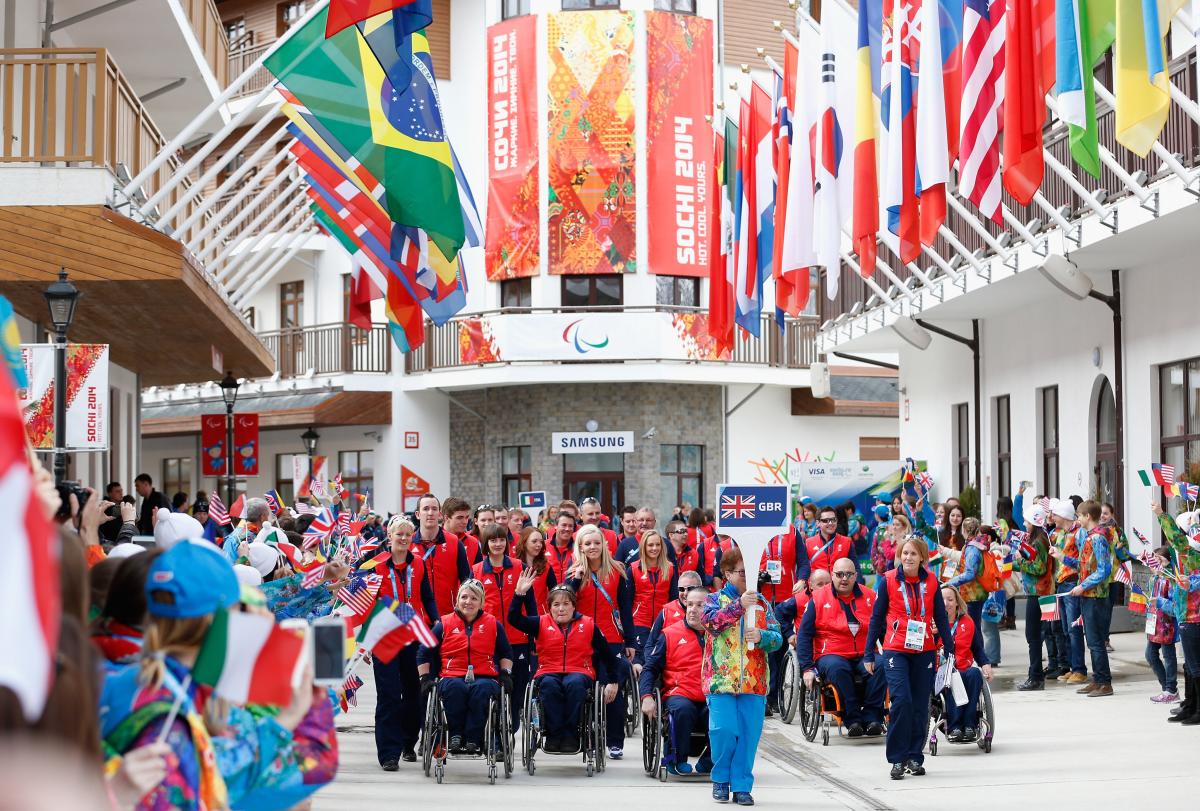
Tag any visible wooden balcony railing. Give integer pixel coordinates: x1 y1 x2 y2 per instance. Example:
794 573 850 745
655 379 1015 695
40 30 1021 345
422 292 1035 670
258 322 393 377
181 0 229 87
228 42 275 100
0 48 217 250
404 307 819 374
820 49 1200 324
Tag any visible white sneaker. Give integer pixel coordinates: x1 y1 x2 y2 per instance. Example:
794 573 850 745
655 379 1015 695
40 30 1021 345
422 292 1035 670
1152 691 1180 704
607 746 623 760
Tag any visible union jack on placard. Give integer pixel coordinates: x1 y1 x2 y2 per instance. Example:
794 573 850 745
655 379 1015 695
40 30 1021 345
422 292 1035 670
721 494 756 520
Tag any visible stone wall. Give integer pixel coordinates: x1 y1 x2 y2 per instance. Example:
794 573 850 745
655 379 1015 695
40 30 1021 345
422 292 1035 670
447 383 725 514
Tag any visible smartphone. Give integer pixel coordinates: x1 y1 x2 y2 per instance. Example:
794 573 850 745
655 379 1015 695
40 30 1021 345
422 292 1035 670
311 615 347 686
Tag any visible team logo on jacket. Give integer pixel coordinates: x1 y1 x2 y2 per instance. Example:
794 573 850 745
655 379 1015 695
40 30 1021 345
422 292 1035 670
452 627 463 634
484 578 494 585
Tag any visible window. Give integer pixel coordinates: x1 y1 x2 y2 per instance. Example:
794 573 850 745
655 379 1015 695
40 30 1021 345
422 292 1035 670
655 276 700 307
162 458 192 501
277 454 297 506
224 17 249 48
654 0 697 12
1160 357 1200 513
277 1 309 37
502 0 531 17
243 306 256 329
501 446 532 507
562 275 623 308
859 436 900 461
217 150 245 188
563 0 620 8
1040 386 1059 498
280 281 304 329
994 395 1011 500
339 450 375 504
501 278 532 309
660 444 703 525
953 402 970 493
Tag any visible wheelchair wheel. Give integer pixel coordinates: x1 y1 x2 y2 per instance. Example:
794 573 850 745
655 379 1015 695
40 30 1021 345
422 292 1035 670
799 680 821 743
521 683 537 775
641 690 661 776
591 686 607 774
501 692 515 777
625 666 640 736
977 679 995 753
421 688 441 777
927 693 943 755
780 650 801 724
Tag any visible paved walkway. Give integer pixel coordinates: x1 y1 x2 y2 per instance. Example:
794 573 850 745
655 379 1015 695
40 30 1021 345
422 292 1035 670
315 622 1199 809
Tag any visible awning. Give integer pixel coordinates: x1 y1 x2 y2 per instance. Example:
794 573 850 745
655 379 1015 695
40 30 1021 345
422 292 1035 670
142 389 391 436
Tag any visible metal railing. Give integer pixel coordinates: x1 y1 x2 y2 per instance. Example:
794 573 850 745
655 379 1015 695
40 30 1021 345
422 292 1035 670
0 48 215 249
227 42 275 100
405 306 819 373
181 0 229 87
258 322 393 377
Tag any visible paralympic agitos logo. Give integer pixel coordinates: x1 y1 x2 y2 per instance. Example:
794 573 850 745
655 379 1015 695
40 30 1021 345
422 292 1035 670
562 319 609 354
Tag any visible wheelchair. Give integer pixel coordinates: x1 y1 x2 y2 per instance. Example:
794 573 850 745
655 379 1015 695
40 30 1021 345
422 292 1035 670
927 670 995 755
521 677 606 777
641 688 711 782
796 665 889 746
419 681 514 785
779 646 803 724
624 665 641 737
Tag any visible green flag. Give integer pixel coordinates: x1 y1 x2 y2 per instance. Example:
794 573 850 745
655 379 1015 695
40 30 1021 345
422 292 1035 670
1068 0 1115 179
265 8 464 257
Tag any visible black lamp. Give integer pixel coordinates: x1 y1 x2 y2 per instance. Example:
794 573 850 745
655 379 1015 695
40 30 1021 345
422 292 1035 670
218 371 241 504
43 269 80 484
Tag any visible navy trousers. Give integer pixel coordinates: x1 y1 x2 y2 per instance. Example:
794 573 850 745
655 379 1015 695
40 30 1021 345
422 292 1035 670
439 676 500 746
880 649 936 766
815 654 887 725
372 644 421 763
536 672 592 739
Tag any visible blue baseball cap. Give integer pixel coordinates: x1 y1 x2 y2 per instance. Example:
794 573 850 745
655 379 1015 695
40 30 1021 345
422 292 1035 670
874 505 890 521
145 540 241 619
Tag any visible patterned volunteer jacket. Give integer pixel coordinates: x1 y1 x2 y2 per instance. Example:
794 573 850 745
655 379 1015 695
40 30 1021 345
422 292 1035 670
700 583 782 696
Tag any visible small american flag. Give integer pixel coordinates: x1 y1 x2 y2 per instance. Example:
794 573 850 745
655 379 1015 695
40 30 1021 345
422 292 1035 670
1153 463 1176 487
332 473 348 501
1036 497 1051 513
208 493 232 527
337 575 381 617
395 602 438 648
337 508 351 537
1132 528 1165 571
310 474 329 500
295 502 320 516
341 673 364 707
1113 561 1133 586
302 563 327 589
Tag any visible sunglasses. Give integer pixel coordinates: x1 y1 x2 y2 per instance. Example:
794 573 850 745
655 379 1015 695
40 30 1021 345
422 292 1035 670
818 518 837 523
833 571 857 579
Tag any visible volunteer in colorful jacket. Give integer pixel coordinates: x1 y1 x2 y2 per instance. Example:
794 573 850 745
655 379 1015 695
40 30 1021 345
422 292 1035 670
1012 504 1060 691
795 558 886 737
1050 501 1114 696
417 579 514 755
414 494 471 616
944 522 992 623
1154 503 1200 725
635 569 703 670
639 588 713 776
473 523 529 732
865 536 955 781
509 571 620 753
565 524 636 760
702 547 783 806
373 516 439 769
1048 498 1089 683
629 530 678 658
940 586 992 741
805 507 856 574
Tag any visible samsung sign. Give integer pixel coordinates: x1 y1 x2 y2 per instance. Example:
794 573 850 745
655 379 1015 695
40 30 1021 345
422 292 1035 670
551 431 635 454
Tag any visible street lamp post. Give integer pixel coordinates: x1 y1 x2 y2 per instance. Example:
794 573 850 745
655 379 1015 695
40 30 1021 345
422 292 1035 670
219 371 241 506
301 425 320 496
43 269 80 485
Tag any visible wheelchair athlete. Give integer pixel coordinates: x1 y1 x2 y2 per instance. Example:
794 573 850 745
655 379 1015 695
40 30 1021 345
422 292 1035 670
639 587 712 776
795 557 887 737
418 579 514 755
508 568 619 753
939 586 992 742
634 569 703 672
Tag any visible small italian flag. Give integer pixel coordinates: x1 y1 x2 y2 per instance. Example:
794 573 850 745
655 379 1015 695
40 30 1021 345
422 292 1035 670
1038 595 1060 622
358 600 436 664
194 608 305 706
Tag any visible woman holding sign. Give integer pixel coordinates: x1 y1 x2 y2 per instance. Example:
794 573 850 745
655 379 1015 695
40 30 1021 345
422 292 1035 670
702 547 783 806
865 537 955 781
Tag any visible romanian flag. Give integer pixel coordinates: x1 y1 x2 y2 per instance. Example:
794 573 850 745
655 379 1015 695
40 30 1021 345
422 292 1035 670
1114 0 1187 157
852 0 880 275
265 8 466 258
1127 583 1148 614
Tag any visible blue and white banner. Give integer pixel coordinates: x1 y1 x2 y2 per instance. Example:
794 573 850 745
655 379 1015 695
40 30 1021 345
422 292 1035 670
715 484 791 532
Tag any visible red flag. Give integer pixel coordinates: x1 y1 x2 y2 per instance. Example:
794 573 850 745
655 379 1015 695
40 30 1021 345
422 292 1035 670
325 0 423 37
0 371 59 721
229 494 246 520
1002 0 1046 205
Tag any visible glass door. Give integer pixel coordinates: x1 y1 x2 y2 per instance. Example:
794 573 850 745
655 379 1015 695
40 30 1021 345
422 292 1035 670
563 452 625 518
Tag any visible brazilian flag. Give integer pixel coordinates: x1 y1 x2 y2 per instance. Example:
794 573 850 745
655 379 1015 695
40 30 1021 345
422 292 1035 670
266 7 464 258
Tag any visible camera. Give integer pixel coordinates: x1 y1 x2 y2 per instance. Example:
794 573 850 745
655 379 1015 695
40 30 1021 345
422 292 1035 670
55 480 90 520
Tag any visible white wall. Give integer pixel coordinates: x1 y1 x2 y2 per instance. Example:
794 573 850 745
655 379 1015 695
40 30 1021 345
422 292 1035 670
726 383 899 486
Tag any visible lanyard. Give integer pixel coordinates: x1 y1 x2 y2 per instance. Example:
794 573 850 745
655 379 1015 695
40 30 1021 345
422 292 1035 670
950 618 960 640
389 558 414 605
817 535 837 560
898 576 926 619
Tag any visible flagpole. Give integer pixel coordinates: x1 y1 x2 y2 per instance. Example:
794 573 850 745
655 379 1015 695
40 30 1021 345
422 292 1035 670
155 675 192 745
121 0 331 199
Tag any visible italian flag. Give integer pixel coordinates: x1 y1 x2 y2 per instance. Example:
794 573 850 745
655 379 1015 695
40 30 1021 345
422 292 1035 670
357 600 432 664
194 608 305 706
1038 595 1060 622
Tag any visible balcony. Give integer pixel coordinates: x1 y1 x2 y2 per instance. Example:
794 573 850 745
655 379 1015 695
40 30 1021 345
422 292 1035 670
259 322 394 378
181 0 230 88
404 307 819 382
228 42 275 101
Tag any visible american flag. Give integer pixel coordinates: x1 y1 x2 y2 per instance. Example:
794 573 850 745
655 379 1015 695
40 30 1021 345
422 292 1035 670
332 473 348 501
208 493 232 527
1153 463 1176 487
1113 560 1133 586
337 574 381 617
310 474 329 500
341 673 364 708
394 602 438 648
337 508 351 537
958 0 1005 223
294 502 321 516
264 489 283 516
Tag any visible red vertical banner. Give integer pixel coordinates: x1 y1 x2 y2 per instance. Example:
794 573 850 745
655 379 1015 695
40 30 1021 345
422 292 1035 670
646 11 714 277
200 414 227 476
486 15 540 280
233 413 259 476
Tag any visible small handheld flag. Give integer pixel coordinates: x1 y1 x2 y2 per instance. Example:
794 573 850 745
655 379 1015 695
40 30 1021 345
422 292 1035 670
264 490 284 517
1113 561 1133 586
1152 463 1176 487
1127 583 1148 615
1038 595 1060 622
208 493 232 527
